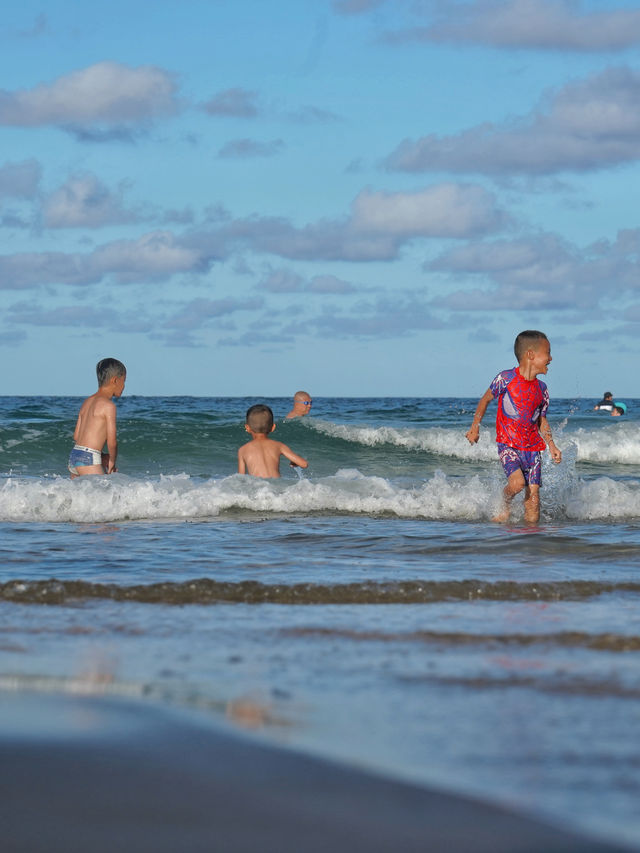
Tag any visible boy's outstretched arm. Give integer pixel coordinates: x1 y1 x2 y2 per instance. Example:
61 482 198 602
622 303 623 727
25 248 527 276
280 444 308 469
539 417 562 463
466 389 493 444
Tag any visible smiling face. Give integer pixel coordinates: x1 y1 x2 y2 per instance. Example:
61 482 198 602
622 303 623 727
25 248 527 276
529 340 552 375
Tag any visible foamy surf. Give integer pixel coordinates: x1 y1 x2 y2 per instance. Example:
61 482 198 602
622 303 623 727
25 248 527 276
1 466 639 523
307 419 640 466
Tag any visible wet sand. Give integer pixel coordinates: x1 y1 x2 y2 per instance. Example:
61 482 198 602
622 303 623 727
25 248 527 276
0 692 631 853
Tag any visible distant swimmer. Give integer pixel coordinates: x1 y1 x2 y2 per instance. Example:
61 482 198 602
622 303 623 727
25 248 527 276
612 402 627 417
238 404 308 478
594 392 614 412
69 358 126 478
285 391 312 419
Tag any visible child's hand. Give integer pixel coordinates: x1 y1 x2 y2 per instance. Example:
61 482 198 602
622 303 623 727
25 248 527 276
465 425 479 444
549 444 562 464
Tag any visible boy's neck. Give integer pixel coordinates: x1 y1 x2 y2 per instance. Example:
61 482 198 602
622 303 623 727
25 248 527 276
517 362 537 381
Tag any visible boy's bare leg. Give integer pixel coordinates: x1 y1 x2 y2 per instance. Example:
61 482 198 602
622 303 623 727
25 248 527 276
493 470 525 523
523 484 541 524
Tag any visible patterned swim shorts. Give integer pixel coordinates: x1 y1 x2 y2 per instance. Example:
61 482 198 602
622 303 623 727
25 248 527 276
497 444 542 486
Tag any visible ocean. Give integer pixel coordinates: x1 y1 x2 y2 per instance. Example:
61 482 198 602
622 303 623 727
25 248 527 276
1 395 639 848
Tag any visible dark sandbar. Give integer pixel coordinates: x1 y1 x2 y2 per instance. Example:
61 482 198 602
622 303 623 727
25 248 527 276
0 691 630 853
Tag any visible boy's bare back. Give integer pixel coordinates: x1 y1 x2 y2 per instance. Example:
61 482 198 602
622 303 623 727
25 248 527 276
238 436 307 478
69 358 126 477
238 403 308 478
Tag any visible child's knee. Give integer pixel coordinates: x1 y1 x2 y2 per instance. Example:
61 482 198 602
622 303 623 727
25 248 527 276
506 471 525 495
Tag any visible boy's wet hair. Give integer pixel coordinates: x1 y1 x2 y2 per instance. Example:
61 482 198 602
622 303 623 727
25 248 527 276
246 404 274 434
514 330 548 362
96 358 126 387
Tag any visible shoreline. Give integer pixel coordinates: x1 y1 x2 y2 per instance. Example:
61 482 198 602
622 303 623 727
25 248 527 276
1 690 631 853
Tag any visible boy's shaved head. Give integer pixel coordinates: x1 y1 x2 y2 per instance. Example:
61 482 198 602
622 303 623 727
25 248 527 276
246 404 274 434
96 358 126 387
514 330 548 362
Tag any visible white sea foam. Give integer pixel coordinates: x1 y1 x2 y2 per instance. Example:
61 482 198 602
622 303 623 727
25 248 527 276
308 419 640 465
1 467 639 523
308 419 498 460
568 424 640 465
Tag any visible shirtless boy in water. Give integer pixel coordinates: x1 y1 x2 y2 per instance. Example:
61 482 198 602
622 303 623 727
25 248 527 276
68 358 126 478
238 404 307 478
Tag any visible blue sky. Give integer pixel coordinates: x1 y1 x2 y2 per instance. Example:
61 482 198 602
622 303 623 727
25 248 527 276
1 0 640 398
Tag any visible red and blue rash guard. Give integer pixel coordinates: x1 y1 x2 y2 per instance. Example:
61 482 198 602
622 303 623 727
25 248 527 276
489 367 548 451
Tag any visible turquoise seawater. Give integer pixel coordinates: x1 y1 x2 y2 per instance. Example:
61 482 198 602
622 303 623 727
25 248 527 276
1 396 639 847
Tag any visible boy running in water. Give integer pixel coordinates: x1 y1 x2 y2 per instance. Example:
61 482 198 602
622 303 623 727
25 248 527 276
466 331 561 523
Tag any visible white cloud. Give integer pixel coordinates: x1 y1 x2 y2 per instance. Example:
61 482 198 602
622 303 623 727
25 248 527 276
91 231 208 283
388 0 640 52
0 62 180 127
351 185 505 237
0 159 41 199
184 183 505 262
0 183 503 288
386 67 640 175
43 173 140 228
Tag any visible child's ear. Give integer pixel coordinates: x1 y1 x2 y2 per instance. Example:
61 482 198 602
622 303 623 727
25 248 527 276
270 423 276 433
245 424 251 433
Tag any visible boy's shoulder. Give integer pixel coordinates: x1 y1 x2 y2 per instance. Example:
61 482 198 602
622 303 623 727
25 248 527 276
490 367 517 391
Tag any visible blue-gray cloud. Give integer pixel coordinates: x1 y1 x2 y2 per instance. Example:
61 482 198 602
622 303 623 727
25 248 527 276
0 159 41 199
184 183 506 262
0 230 211 289
260 268 356 294
163 296 264 331
0 183 504 287
217 138 285 159
201 88 260 117
429 229 640 311
333 0 386 14
384 0 640 52
386 67 640 175
43 173 141 228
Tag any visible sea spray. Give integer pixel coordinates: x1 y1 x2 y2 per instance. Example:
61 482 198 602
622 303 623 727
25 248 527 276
1 466 639 523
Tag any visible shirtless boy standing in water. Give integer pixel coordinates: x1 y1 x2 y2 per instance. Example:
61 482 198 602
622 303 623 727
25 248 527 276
68 358 126 478
238 404 307 478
